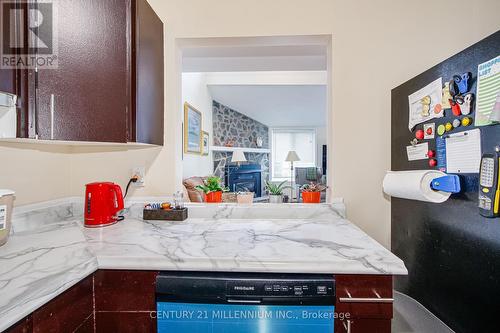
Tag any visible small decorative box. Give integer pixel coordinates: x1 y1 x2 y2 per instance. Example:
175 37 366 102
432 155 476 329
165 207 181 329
143 208 188 221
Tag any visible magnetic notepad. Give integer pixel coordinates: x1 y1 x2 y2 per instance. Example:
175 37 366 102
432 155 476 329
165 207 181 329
445 128 482 173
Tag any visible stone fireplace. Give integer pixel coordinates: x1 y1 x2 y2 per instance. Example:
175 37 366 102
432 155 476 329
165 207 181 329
212 101 269 197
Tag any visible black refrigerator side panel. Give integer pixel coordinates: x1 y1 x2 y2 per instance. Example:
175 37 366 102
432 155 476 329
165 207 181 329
391 30 500 333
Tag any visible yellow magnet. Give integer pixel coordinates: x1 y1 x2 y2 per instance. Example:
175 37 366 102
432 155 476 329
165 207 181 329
461 117 472 126
437 124 446 136
445 122 453 132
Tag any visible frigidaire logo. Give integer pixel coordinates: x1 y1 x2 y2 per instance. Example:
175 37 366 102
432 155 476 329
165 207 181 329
0 0 58 69
234 286 255 291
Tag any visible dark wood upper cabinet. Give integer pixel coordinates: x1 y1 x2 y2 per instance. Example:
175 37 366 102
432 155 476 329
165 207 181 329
2 0 164 144
36 0 129 142
0 0 16 95
0 69 16 95
131 0 164 145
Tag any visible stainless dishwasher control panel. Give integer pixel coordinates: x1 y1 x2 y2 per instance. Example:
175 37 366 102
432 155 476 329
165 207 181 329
227 278 335 297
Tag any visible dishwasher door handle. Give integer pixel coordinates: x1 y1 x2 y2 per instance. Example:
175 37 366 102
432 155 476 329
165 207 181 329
226 298 262 304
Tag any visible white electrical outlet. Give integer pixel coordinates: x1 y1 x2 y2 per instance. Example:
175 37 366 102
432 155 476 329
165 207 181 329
132 166 146 187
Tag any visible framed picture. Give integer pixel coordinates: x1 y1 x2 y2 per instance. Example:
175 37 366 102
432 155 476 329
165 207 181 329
184 103 202 154
201 131 210 155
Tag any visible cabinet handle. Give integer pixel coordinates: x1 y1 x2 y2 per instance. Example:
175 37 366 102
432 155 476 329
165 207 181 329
339 297 393 303
50 94 55 139
343 319 352 333
339 290 393 303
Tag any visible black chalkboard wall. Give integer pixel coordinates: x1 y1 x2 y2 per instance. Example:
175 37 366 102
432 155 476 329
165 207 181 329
391 31 499 333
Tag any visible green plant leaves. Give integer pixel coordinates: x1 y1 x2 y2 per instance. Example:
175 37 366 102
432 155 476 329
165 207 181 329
300 182 328 192
265 180 291 195
196 176 229 194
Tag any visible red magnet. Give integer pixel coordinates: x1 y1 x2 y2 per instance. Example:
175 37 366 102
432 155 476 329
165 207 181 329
427 150 436 158
429 159 437 167
450 99 461 116
415 129 425 140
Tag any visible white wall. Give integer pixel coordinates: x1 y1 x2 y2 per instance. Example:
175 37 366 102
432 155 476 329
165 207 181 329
182 73 214 178
0 0 499 249
0 144 71 203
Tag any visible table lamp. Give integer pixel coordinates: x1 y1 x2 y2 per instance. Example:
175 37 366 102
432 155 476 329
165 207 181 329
231 150 247 166
285 151 301 201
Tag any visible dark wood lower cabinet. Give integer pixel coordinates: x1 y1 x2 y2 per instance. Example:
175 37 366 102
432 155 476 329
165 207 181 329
336 318 392 333
93 270 158 333
5 271 158 333
95 312 155 333
335 275 393 333
6 271 393 333
6 275 93 333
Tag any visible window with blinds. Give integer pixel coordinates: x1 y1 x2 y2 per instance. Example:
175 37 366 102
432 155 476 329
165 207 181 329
271 128 316 180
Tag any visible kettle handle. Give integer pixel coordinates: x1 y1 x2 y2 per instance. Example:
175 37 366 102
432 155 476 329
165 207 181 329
112 184 124 214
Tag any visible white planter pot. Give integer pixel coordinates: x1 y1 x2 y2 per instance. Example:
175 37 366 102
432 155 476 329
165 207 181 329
269 195 283 204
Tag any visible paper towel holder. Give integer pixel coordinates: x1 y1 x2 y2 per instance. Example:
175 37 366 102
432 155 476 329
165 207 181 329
383 170 453 203
430 175 461 193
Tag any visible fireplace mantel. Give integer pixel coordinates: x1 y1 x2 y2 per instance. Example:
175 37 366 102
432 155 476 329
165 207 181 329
211 146 271 154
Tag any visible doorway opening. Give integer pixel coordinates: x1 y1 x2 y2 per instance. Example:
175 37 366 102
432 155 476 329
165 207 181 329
177 35 332 203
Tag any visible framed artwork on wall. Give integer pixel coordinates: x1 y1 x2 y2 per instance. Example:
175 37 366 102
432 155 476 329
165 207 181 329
202 131 210 156
184 103 202 154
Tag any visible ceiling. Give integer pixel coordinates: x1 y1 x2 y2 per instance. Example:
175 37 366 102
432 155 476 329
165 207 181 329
208 85 326 127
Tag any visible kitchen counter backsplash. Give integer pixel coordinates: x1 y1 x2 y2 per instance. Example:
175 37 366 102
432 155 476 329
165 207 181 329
9 197 170 234
11 197 84 234
11 197 347 233
126 202 347 220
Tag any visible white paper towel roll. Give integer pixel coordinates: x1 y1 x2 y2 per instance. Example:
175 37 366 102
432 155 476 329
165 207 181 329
383 170 451 203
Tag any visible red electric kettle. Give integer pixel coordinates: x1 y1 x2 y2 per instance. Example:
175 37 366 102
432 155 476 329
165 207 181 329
84 182 124 228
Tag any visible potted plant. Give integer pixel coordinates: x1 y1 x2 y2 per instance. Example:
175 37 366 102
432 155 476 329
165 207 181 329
265 180 290 204
196 176 228 203
300 183 328 203
237 191 254 204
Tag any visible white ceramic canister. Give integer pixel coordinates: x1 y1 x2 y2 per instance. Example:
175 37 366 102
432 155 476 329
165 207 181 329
0 189 15 247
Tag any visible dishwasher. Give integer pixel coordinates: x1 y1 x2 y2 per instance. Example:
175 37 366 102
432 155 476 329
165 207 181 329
156 271 335 333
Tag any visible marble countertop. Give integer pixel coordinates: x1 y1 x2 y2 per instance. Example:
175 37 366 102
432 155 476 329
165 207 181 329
0 222 97 332
86 216 406 275
0 198 407 331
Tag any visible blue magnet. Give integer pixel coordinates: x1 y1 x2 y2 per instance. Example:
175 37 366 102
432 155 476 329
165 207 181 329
453 72 471 94
430 175 461 193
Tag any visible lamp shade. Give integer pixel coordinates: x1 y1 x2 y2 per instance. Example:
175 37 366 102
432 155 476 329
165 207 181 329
285 150 301 162
231 150 247 163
